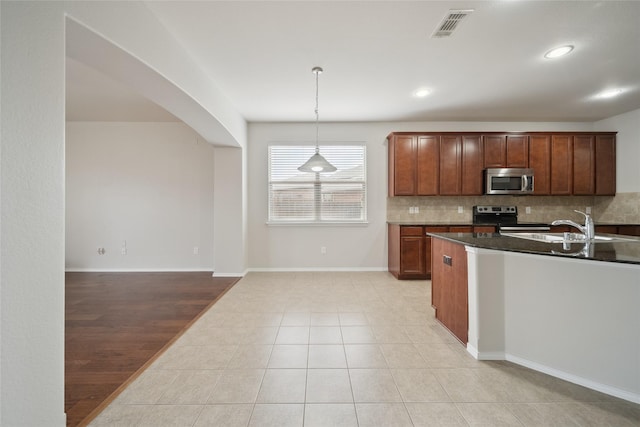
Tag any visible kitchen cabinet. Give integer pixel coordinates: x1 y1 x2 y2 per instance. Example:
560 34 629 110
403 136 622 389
439 135 483 195
387 131 615 197
431 236 468 344
550 135 573 195
387 134 439 196
388 224 426 279
483 134 528 168
425 226 449 279
573 135 595 195
595 135 616 195
390 224 495 280
529 134 551 195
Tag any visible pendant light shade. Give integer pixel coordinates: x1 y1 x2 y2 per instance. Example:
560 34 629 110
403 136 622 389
298 66 337 173
298 149 337 173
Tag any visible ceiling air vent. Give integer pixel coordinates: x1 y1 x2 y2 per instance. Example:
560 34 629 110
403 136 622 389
432 9 474 38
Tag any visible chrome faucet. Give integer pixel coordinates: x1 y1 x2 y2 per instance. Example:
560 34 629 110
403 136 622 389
551 210 595 241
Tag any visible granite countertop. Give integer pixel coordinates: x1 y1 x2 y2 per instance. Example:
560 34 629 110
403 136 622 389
427 232 640 265
388 221 640 226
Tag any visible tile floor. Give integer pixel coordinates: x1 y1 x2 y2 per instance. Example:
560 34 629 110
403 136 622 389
90 272 640 426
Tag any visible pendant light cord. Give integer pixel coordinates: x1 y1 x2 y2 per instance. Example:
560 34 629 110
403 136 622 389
313 67 322 154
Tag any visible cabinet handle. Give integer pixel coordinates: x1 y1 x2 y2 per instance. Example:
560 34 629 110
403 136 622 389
443 255 452 266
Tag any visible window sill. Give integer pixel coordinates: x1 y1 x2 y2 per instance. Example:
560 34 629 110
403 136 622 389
266 221 369 227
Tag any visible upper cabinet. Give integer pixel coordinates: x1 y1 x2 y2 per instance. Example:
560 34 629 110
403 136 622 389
388 132 616 197
388 134 439 196
483 134 529 168
595 134 616 195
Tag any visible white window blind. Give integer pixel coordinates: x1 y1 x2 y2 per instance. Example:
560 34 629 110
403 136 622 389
268 144 367 224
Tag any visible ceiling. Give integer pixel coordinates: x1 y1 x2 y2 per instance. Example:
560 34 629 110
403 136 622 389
66 1 640 124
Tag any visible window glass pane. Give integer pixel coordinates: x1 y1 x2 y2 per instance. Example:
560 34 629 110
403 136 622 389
268 145 367 224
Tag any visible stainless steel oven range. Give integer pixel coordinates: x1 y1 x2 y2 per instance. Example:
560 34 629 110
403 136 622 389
472 205 550 232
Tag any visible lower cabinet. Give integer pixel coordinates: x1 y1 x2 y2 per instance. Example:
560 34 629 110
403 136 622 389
431 237 468 344
388 224 426 279
389 224 494 280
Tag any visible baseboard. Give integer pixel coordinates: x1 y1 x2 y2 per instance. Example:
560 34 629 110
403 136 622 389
505 353 640 404
466 344 506 361
212 270 247 278
246 267 388 272
65 268 214 273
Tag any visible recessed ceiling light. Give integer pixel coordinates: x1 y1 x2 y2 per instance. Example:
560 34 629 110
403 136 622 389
414 88 432 98
596 88 624 99
544 45 574 59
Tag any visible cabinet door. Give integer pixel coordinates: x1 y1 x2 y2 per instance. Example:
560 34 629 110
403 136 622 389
431 238 468 344
483 134 528 168
506 135 529 167
483 135 506 168
400 235 425 276
439 135 462 195
573 135 595 195
425 226 449 280
551 135 573 195
529 135 551 195
461 135 483 195
391 135 416 196
595 134 616 195
417 135 440 195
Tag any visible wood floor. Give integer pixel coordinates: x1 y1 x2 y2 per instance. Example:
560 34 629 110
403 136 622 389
65 272 239 427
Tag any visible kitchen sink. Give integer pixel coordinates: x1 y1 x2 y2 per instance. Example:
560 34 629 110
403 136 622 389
500 232 639 244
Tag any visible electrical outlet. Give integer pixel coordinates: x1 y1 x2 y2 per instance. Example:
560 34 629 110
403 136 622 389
193 246 199 255
458 206 464 214
415 206 420 214
121 248 127 255
97 247 105 255
525 206 531 214
586 206 592 214
321 246 327 255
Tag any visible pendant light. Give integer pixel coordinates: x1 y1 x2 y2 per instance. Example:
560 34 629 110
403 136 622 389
298 66 337 173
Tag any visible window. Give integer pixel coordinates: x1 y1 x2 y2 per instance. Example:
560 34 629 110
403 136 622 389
268 144 367 224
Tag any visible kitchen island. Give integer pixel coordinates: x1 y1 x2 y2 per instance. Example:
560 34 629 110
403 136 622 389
429 232 640 404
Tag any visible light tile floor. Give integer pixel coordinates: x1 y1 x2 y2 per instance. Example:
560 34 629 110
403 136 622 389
90 272 640 426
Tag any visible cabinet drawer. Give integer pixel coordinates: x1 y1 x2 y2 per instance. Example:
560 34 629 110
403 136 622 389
400 226 424 236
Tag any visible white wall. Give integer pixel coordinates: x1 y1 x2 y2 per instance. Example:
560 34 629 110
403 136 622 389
65 122 215 271
594 107 640 193
247 120 595 270
1 2 66 425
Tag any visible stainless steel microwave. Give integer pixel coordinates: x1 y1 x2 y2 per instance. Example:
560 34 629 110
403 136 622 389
485 168 534 195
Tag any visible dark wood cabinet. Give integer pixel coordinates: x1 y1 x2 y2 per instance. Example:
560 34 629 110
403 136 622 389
417 135 440 195
388 135 417 196
390 224 494 280
573 135 595 195
529 134 551 195
551 135 573 195
388 134 440 196
388 224 426 279
425 226 449 279
439 135 461 195
461 135 483 195
388 131 615 197
431 237 468 344
595 134 616 195
483 134 528 168
439 135 483 196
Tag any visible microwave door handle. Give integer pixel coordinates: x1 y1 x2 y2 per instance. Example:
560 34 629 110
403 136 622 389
522 175 528 191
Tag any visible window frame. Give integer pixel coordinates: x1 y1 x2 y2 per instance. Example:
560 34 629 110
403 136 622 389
267 143 368 226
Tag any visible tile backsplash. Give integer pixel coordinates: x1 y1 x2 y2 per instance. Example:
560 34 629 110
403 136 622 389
387 192 640 224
